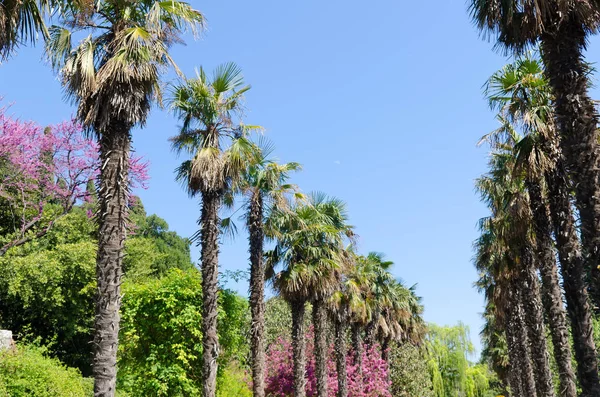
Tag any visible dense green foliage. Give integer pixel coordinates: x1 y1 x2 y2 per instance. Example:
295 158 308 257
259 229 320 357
0 345 93 397
0 201 192 374
389 343 434 397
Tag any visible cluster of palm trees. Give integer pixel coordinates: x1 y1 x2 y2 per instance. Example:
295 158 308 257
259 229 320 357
167 63 425 397
1 2 425 397
470 2 600 397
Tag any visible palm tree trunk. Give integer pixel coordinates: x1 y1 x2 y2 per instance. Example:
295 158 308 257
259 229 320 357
334 314 348 397
381 336 390 362
312 299 328 397
350 323 363 387
364 311 378 347
291 300 307 397
527 180 577 397
248 191 266 397
541 18 600 314
546 160 600 397
505 322 524 397
510 284 537 397
93 125 130 397
200 190 221 397
518 246 555 397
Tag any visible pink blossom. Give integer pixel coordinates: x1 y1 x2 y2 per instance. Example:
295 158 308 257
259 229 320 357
264 328 391 397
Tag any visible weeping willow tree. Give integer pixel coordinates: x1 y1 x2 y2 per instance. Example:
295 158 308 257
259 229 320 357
425 323 498 397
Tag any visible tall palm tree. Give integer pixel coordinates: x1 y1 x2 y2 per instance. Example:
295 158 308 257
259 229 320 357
169 63 256 397
484 59 577 397
47 2 203 395
485 57 599 395
231 141 301 397
0 0 50 60
266 193 353 397
469 0 600 327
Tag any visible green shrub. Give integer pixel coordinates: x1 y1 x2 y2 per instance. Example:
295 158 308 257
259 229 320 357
118 268 251 396
217 363 251 397
0 344 92 397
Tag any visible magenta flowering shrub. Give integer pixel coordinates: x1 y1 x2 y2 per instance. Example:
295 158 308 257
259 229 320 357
265 330 391 397
0 107 149 254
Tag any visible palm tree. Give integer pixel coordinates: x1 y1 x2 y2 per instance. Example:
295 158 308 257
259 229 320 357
469 0 600 327
362 252 395 347
476 148 555 397
231 141 301 397
485 56 599 395
484 59 577 397
47 2 203 395
0 0 50 60
266 193 353 397
169 63 257 397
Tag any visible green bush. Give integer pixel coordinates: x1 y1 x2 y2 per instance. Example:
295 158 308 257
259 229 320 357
217 363 251 397
118 268 251 397
0 344 92 397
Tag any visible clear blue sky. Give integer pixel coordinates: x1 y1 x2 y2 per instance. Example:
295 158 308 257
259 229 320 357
3 0 600 355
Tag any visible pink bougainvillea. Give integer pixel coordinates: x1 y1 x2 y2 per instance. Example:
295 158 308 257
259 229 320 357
0 107 149 254
265 329 391 397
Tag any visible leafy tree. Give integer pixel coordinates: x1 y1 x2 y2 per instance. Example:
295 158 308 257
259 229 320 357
47 2 203 395
169 62 257 397
0 201 193 375
388 342 434 397
0 113 147 256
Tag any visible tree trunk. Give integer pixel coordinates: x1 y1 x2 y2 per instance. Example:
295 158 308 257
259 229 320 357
518 246 555 397
200 190 221 397
93 125 130 397
527 180 577 397
546 158 600 396
334 315 348 397
291 300 307 397
364 311 378 347
381 336 390 362
248 191 266 397
510 284 538 397
541 18 600 313
505 323 524 397
313 299 328 397
350 323 363 387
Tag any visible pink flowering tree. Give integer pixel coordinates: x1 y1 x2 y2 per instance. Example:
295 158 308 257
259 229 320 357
0 109 149 255
265 329 391 397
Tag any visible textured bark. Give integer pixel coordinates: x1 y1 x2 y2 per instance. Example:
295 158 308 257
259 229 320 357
334 316 348 397
200 190 221 397
381 336 390 362
313 299 328 397
291 300 307 397
546 159 600 396
248 191 265 397
92 124 130 397
511 285 537 397
527 181 577 397
364 311 378 347
541 18 600 313
518 246 555 397
505 305 524 397
350 324 363 386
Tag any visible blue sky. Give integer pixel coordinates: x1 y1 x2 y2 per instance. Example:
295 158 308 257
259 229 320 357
3 0 600 355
